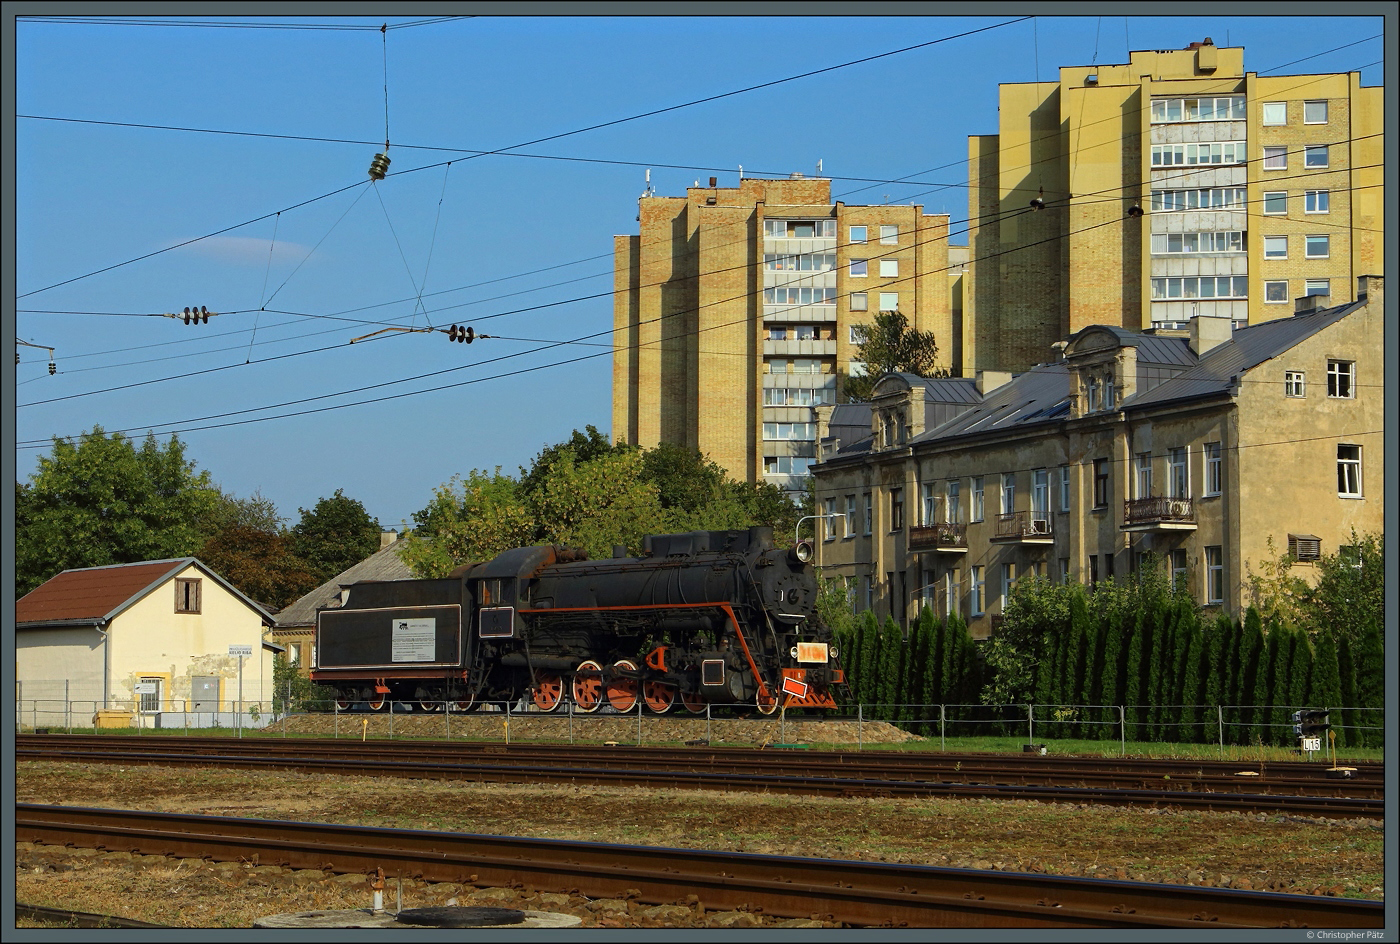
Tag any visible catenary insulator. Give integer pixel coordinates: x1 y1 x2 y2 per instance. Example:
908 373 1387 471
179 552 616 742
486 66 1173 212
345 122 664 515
368 152 391 181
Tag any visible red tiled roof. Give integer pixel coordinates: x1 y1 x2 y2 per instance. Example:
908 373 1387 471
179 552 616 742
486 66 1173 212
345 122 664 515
16 560 189 624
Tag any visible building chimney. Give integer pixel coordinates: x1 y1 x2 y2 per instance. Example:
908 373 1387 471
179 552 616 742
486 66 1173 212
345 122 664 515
379 529 398 550
975 370 1013 395
1294 294 1330 315
1188 314 1232 354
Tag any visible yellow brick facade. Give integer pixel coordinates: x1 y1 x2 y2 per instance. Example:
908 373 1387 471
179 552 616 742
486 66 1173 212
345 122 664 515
966 41 1383 374
613 177 953 493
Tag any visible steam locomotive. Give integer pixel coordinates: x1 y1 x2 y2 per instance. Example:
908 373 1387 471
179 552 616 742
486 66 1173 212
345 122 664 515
310 526 844 714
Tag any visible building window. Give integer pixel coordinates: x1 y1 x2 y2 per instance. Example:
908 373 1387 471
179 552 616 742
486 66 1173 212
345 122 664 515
1150 276 1248 300
864 493 873 535
879 224 898 244
1093 459 1109 508
1135 452 1153 499
1169 549 1188 591
1000 473 1015 516
1204 441 1223 496
764 456 814 476
1089 555 1099 588
879 259 899 278
1103 554 1114 582
1205 546 1224 604
1261 101 1287 125
1150 231 1244 254
862 575 873 612
849 225 867 243
849 258 867 278
1058 465 1070 512
1304 100 1328 124
139 677 162 713
1327 360 1355 398
921 482 936 525
1305 279 1330 298
1262 191 1287 215
970 566 985 616
945 569 961 618
1086 376 1100 412
1337 445 1362 497
1151 187 1247 212
1265 280 1289 303
1263 235 1288 259
849 324 868 345
1032 469 1049 523
999 563 1016 612
823 497 838 541
1150 141 1246 166
764 219 836 238
1262 146 1287 170
849 292 868 311
1304 145 1329 168
1059 557 1071 584
1284 371 1306 398
845 495 856 539
1305 234 1330 258
764 286 837 306
1150 95 1245 123
175 578 201 614
878 292 898 312
1168 447 1189 499
947 481 961 523
763 422 817 441
971 476 985 522
1305 190 1330 214
890 489 904 532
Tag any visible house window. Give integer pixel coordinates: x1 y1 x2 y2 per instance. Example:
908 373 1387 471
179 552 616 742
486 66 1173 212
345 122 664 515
1285 371 1305 398
849 292 868 311
879 259 899 278
1103 373 1115 409
1304 100 1328 124
1204 442 1223 495
1168 447 1189 499
1265 280 1289 303
1327 360 1355 398
1032 469 1049 523
969 566 984 616
850 258 867 277
862 575 873 612
1305 279 1330 298
947 481 961 523
1089 555 1099 587
1169 549 1188 590
880 224 898 244
1337 445 1362 497
1058 465 1070 512
849 324 868 345
1103 554 1114 582
1135 452 1153 499
1059 557 1071 584
1262 146 1287 170
1305 235 1330 258
1150 276 1248 300
1000 563 1015 611
945 569 961 618
1262 191 1287 215
823 497 838 542
1000 473 1015 516
971 476 985 522
139 677 162 713
1305 190 1330 214
878 292 898 311
845 495 856 538
1263 235 1288 259
921 482 936 525
864 493 873 535
890 489 904 531
1288 534 1322 561
1093 459 1109 508
1205 546 1224 604
175 578 201 614
849 225 867 243
1261 101 1287 125
1304 145 1328 168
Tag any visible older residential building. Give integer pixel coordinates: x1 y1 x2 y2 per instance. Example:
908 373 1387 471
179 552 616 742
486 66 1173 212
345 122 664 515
613 175 955 496
812 276 1383 639
966 39 1383 373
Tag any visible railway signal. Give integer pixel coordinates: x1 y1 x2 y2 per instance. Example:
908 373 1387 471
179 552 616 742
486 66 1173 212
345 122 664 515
1293 708 1330 755
16 338 56 375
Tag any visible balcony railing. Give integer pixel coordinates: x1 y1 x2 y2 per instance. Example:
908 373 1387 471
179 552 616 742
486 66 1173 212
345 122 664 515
908 522 968 553
990 510 1053 543
1123 496 1196 530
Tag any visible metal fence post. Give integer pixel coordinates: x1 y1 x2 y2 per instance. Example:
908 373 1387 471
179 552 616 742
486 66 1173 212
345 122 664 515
1119 706 1125 755
940 704 945 752
857 703 862 752
636 695 643 746
1217 705 1224 759
1027 704 1034 746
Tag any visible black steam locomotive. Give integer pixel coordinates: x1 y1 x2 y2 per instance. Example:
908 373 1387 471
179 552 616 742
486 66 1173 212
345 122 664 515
310 526 844 714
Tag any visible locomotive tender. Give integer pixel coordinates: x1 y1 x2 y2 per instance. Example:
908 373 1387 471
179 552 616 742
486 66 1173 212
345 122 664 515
311 526 844 715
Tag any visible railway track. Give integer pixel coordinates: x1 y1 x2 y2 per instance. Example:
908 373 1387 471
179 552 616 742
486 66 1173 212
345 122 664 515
19 734 1383 819
15 804 1383 929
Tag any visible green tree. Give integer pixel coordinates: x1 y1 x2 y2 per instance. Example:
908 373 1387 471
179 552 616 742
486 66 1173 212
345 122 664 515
1304 530 1383 648
841 310 946 402
289 489 382 583
16 427 218 596
197 524 320 610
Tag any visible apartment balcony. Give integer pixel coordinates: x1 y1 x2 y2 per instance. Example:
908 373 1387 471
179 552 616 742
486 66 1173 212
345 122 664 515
1123 496 1197 531
990 511 1053 544
908 522 968 554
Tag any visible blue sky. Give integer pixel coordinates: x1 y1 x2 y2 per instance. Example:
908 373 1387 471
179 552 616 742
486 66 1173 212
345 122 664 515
12 11 1388 531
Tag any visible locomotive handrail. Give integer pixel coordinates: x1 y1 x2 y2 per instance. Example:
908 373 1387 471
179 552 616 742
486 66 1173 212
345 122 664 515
516 600 776 706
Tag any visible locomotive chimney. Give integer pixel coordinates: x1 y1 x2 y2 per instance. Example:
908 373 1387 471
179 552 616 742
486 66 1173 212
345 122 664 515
613 545 628 559
749 525 774 550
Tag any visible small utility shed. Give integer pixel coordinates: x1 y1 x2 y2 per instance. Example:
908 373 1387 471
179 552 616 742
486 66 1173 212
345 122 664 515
16 558 279 713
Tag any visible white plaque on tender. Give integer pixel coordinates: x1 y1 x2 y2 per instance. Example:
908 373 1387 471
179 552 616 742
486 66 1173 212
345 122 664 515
392 617 437 662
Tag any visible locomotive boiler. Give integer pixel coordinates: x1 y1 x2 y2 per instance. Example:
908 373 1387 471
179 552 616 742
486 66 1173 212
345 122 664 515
310 526 844 715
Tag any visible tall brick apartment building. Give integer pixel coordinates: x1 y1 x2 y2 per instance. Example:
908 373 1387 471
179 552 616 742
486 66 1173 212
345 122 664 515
966 39 1383 373
612 176 956 496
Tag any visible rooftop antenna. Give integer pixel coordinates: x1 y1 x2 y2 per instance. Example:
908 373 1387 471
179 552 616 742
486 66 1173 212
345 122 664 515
738 164 743 181
642 168 654 198
816 158 823 176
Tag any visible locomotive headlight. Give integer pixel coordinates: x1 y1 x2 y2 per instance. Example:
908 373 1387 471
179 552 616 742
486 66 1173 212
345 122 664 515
830 646 839 659
790 646 799 659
